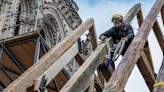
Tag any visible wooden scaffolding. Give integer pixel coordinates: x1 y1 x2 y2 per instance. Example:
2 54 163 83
0 0 164 92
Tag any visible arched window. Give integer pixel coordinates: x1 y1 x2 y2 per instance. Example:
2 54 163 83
41 14 64 47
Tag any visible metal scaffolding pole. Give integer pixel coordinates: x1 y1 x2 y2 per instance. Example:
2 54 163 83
34 37 41 64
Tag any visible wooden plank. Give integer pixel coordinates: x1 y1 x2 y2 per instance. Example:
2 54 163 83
124 3 141 24
88 74 95 92
1 52 22 75
3 18 94 92
137 7 155 74
8 43 34 70
75 53 104 92
93 73 104 92
34 42 79 91
136 5 155 69
103 0 164 92
97 71 106 85
0 70 11 87
137 51 155 91
153 56 164 92
55 71 69 90
137 8 156 91
89 24 98 50
97 39 113 83
75 53 87 66
137 10 144 27
3 68 19 80
143 46 155 76
60 43 107 92
153 20 164 52
161 5 164 25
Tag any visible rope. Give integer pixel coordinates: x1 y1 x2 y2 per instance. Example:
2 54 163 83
112 39 125 61
98 39 125 72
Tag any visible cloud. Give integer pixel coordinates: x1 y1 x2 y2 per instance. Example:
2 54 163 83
75 0 163 92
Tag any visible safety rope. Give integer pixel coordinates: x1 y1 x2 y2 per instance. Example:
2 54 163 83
112 39 125 61
98 39 125 72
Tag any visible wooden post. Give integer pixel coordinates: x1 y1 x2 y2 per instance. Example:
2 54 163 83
137 10 144 27
153 56 164 92
161 5 164 25
89 24 98 50
124 3 141 24
136 7 156 91
153 20 164 53
88 74 95 92
137 7 155 73
103 0 164 92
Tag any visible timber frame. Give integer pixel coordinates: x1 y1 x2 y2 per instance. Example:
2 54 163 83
103 0 164 92
1 0 164 92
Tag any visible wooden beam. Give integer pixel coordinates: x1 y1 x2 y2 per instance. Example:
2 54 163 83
0 32 37 45
60 43 107 92
88 74 95 92
161 5 164 25
3 18 94 92
153 56 164 92
136 5 155 70
34 42 79 91
137 51 155 91
89 24 98 50
143 46 155 75
153 20 164 52
97 70 106 85
75 53 86 66
103 0 164 92
137 9 144 27
137 8 156 91
75 53 104 92
94 73 104 92
124 3 141 24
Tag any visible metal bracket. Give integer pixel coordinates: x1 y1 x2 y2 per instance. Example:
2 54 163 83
39 75 48 92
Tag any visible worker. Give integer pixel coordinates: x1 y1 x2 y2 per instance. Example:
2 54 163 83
99 13 134 69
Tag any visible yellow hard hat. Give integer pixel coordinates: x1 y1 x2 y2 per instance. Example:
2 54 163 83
112 13 123 22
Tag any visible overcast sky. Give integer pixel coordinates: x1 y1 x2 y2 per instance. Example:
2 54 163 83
74 0 164 92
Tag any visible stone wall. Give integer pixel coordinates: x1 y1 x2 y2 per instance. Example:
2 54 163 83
0 0 82 41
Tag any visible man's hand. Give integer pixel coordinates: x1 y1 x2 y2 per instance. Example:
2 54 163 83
99 35 107 41
122 37 128 42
